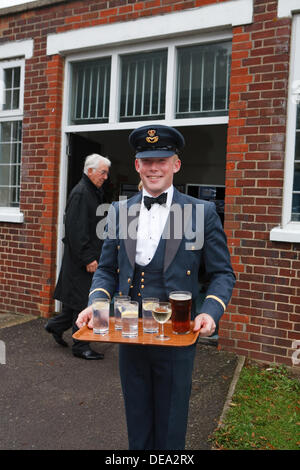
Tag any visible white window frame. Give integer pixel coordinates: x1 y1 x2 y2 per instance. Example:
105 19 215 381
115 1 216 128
64 31 232 135
0 58 25 223
278 0 300 18
0 38 33 223
0 58 25 116
270 14 300 243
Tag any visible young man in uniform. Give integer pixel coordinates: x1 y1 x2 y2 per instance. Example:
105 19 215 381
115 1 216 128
76 125 235 447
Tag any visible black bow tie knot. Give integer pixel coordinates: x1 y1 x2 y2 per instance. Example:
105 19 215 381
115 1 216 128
143 192 167 210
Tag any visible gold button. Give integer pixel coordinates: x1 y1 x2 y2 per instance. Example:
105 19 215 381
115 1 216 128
141 272 145 276
130 285 133 289
141 278 144 282
187 270 191 275
117 245 120 250
138 293 141 296
117 268 120 273
141 285 144 289
128 278 131 283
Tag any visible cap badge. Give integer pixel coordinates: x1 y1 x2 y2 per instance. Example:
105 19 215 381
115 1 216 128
146 129 159 144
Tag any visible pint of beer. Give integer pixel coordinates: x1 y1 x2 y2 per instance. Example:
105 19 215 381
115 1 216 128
169 291 192 334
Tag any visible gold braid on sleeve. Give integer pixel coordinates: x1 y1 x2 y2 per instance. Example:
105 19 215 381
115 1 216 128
205 295 226 311
89 288 111 300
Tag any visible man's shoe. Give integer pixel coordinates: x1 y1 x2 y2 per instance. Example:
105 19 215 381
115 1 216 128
73 349 104 360
44 322 68 347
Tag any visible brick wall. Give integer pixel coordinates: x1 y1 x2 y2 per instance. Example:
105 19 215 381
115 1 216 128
220 0 300 367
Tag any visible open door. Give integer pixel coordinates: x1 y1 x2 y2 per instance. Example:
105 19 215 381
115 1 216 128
67 133 102 196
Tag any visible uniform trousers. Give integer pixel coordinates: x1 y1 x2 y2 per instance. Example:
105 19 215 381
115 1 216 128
119 342 196 450
47 304 89 354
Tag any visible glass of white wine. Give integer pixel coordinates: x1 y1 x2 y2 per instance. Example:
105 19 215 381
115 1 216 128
152 301 172 341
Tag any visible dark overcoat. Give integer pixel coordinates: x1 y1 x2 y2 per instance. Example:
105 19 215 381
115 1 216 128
54 174 105 310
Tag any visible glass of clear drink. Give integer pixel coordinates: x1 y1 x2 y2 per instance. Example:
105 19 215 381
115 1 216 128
121 301 139 338
92 299 110 335
142 298 159 333
113 295 131 330
152 301 172 341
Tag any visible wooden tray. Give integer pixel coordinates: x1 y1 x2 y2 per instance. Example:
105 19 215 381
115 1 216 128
73 318 200 347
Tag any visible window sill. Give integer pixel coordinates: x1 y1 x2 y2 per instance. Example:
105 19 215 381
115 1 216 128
270 224 300 243
0 209 24 223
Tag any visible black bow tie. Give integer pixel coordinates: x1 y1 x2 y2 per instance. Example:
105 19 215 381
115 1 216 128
143 192 167 210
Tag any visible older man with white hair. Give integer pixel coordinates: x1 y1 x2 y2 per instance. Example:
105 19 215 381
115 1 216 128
45 153 111 359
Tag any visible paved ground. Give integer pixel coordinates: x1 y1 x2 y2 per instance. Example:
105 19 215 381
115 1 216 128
0 315 239 450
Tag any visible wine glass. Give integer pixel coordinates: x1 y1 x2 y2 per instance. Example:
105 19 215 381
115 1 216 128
151 301 172 341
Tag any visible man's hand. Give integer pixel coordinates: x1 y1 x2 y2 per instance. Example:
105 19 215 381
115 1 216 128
193 313 216 337
86 260 98 273
76 305 93 329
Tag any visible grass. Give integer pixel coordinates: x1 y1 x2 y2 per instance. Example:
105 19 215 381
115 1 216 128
211 362 300 450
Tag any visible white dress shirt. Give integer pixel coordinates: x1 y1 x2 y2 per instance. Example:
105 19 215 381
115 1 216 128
135 185 174 266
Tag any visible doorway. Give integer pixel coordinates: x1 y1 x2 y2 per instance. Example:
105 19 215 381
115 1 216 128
67 133 102 195
67 124 228 201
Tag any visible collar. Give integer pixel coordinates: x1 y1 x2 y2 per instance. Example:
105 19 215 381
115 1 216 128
82 173 100 191
82 173 104 199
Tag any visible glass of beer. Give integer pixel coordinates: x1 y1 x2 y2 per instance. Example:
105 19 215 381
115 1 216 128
151 301 172 341
169 291 192 334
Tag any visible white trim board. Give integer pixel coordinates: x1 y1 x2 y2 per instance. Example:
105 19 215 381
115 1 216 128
63 117 229 134
278 0 300 18
0 39 33 60
47 0 253 56
0 208 24 223
270 225 300 243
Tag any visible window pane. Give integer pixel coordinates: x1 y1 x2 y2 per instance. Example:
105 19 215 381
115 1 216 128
1 121 12 142
176 41 231 118
0 144 11 164
12 90 19 109
12 120 22 141
70 58 111 124
296 103 300 130
3 67 20 110
291 193 300 222
291 159 300 221
3 90 12 110
4 68 13 88
13 67 20 88
11 143 20 164
0 120 22 207
120 49 167 122
293 161 300 190
0 165 9 185
295 132 300 159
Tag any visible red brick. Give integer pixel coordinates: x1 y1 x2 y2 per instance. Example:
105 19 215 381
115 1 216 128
237 340 261 351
